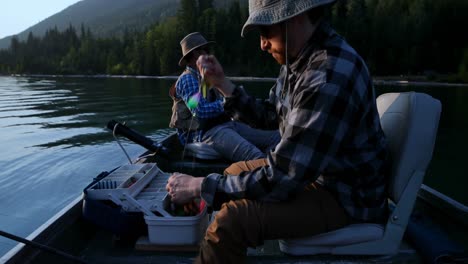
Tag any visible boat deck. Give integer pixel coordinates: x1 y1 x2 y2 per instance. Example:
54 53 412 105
22 205 422 264
3 132 466 263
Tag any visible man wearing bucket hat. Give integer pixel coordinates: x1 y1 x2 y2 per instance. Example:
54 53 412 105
170 32 280 162
167 1 389 263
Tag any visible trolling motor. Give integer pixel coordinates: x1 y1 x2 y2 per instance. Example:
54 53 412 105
106 120 168 156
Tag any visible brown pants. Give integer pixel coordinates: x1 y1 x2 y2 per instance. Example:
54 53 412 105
195 160 350 263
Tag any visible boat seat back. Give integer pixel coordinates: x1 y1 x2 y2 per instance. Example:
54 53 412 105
279 92 442 256
378 92 441 203
185 142 222 160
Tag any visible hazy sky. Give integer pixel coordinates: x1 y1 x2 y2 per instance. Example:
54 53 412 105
0 0 81 39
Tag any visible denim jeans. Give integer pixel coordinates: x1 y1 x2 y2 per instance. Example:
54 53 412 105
202 121 280 162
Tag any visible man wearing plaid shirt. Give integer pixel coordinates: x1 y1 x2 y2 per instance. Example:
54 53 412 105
174 66 225 144
171 32 280 162
167 1 390 263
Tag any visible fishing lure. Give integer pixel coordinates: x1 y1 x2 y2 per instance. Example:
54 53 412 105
187 92 200 111
200 77 208 98
187 67 208 112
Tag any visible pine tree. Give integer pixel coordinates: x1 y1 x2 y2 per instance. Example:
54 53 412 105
177 0 198 34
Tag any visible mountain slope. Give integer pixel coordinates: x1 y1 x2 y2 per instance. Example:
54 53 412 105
0 0 247 50
0 0 180 50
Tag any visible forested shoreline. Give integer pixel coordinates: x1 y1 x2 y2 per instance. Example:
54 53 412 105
0 0 467 82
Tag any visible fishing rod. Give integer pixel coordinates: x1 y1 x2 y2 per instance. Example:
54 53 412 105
0 229 89 264
106 120 168 156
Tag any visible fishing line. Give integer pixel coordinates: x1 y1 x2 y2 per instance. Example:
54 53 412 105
0 229 89 264
281 21 290 101
181 67 206 161
181 112 197 160
113 122 133 164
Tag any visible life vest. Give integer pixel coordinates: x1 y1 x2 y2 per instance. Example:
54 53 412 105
168 75 200 131
169 70 231 132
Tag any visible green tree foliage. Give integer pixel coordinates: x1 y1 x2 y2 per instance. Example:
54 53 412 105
0 0 467 81
459 48 468 83
178 0 198 34
344 0 369 58
153 17 183 75
199 0 214 13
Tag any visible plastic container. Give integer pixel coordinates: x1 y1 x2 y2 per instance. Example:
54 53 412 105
86 163 160 201
82 163 167 236
144 197 208 245
82 198 147 237
83 164 208 245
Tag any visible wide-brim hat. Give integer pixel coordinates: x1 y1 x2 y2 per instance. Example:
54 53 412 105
241 0 337 37
179 32 215 66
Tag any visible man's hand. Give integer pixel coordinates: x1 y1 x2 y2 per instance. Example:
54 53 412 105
197 55 235 97
166 173 203 205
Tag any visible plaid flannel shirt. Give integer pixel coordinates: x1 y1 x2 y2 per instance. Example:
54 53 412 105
201 22 390 222
175 66 225 144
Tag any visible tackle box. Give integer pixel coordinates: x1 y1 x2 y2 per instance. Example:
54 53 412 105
82 163 208 245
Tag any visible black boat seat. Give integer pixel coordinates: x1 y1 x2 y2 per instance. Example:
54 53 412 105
185 142 222 160
279 92 442 256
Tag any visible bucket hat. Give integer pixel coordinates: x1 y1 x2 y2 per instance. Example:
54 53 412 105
179 32 215 66
241 0 337 37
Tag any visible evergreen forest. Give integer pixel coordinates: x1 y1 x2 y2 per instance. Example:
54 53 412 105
0 0 467 82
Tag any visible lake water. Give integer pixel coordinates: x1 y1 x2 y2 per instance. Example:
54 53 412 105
0 76 466 256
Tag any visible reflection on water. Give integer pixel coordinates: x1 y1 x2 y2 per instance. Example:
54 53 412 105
0 76 466 256
0 76 176 255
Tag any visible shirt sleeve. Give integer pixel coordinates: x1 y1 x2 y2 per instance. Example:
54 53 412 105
176 74 224 119
201 77 358 205
223 85 279 130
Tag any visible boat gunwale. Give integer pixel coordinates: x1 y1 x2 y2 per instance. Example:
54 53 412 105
1 131 466 262
1 196 83 263
2 183 466 263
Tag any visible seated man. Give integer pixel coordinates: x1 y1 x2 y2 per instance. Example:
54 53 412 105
170 32 280 162
167 1 390 263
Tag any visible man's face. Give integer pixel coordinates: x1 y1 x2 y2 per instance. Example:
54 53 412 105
259 24 286 65
193 48 208 59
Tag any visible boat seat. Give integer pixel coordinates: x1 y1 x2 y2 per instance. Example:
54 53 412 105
184 142 222 160
279 92 442 256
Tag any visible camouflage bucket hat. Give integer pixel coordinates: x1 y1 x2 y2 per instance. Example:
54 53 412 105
241 0 337 37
